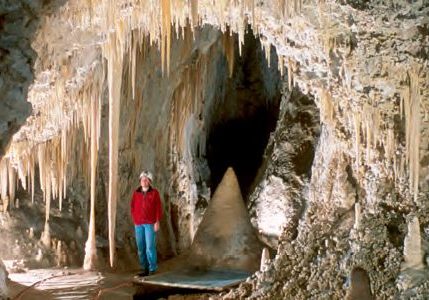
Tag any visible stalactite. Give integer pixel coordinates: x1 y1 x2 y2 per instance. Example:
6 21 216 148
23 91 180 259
402 69 421 202
277 55 284 77
130 31 137 101
30 153 35 203
352 112 361 170
17 159 26 190
190 0 198 27
361 103 381 163
354 203 361 230
320 89 334 126
222 29 235 78
264 42 271 68
83 89 101 270
7 161 16 208
102 31 124 268
161 0 172 76
277 0 302 19
287 58 293 90
44 150 51 220
0 159 8 206
245 0 255 28
37 143 46 196
383 128 396 179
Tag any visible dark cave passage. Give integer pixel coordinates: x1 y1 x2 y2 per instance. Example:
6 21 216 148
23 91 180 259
206 27 281 200
207 107 278 199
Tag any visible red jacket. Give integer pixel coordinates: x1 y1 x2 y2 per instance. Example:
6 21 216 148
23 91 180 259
130 187 162 225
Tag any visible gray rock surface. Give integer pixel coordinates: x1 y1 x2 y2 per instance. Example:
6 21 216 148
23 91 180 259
0 259 7 299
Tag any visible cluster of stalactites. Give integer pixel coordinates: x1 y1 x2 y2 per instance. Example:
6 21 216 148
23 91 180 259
0 121 74 216
0 62 104 218
400 68 422 203
317 65 424 203
67 0 303 77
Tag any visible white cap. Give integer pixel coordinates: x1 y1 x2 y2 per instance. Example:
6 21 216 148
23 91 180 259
139 171 153 182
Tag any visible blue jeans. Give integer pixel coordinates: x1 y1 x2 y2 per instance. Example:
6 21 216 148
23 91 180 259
134 224 157 272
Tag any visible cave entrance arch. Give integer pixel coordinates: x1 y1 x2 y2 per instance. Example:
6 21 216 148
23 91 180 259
206 28 281 200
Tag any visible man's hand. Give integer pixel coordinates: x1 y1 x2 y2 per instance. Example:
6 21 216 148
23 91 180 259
154 221 160 232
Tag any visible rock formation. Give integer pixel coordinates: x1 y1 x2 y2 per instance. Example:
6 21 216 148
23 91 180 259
0 0 428 299
0 259 7 299
403 216 424 270
189 167 262 272
345 267 373 300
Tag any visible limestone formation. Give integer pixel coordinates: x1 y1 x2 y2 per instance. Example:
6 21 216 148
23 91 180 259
403 216 424 270
0 259 7 299
189 167 263 272
260 248 270 272
0 0 428 299
345 267 373 300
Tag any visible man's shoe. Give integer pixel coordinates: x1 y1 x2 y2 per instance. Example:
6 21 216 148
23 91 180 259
137 270 148 277
148 270 157 276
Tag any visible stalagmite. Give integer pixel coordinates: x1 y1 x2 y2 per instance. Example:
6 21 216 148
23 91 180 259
402 216 423 270
260 247 270 271
41 221 51 249
29 227 34 238
190 167 263 272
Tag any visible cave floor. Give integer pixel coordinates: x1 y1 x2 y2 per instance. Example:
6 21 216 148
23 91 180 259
8 268 136 299
7 265 239 299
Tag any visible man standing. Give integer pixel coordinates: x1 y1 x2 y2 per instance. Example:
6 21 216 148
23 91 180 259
131 171 162 276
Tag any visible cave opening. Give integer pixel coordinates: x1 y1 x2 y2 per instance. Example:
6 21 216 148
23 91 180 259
206 27 281 200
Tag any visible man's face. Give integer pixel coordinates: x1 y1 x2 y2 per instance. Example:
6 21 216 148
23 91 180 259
140 176 151 188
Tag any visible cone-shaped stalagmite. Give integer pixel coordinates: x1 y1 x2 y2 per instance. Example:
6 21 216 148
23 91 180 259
189 167 262 272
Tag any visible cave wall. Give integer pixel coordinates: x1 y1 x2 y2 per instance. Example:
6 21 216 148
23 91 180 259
248 86 320 249
0 0 428 299
0 259 7 299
